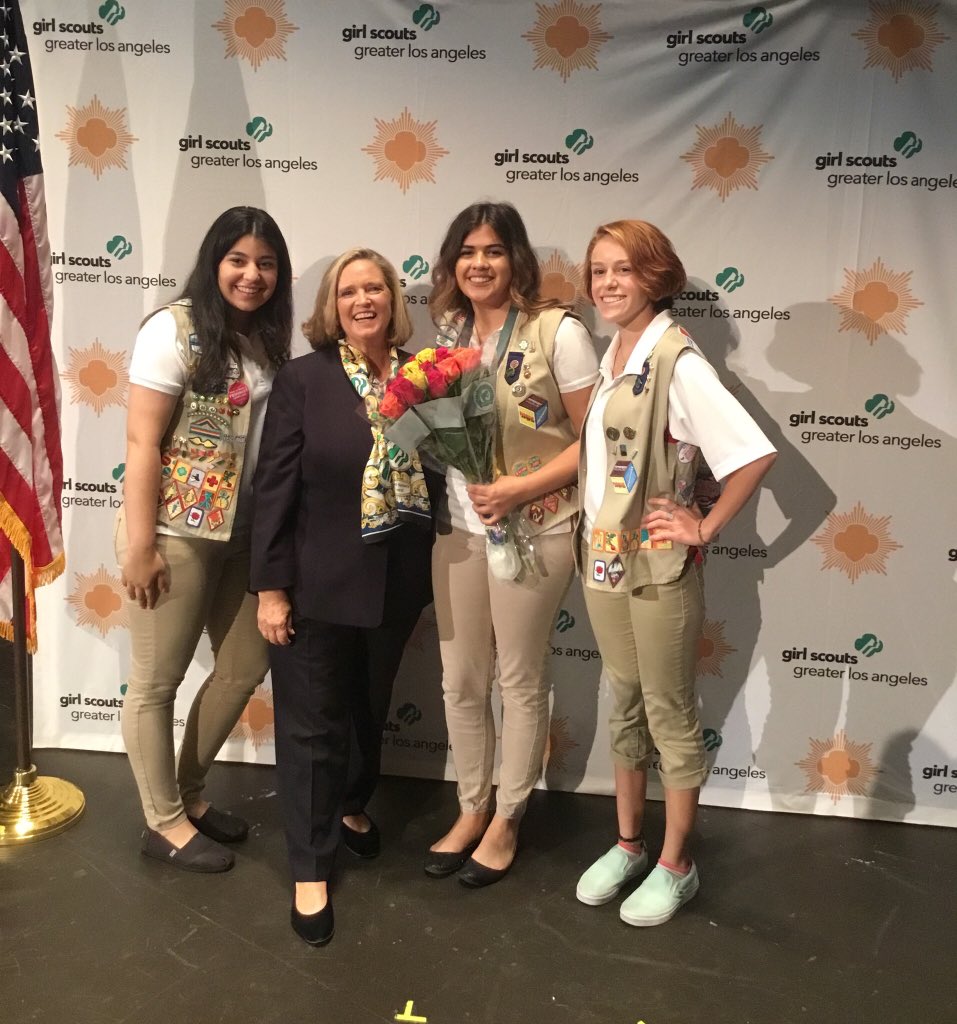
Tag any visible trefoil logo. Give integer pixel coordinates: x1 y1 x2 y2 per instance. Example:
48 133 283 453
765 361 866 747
716 266 745 292
403 255 430 280
106 235 133 260
864 393 895 419
743 7 773 34
565 128 594 155
413 4 440 31
555 609 575 633
246 116 273 142
854 633 884 657
894 131 922 158
99 0 125 25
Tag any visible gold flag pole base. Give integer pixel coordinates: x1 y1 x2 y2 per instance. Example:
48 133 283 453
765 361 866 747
0 764 85 845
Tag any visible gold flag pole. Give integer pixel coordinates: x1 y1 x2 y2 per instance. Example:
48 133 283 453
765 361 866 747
0 544 85 843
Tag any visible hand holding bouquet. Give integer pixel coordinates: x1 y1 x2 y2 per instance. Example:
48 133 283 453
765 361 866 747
373 346 534 580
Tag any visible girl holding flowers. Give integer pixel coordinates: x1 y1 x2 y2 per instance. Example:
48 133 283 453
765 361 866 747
250 248 440 945
424 201 599 887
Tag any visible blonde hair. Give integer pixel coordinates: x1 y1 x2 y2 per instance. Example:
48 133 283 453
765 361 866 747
302 248 413 349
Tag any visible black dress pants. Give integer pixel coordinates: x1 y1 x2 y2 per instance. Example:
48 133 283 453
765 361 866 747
269 606 422 881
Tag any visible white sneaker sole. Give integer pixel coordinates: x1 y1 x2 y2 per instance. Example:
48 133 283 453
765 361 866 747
576 884 622 907
619 879 699 927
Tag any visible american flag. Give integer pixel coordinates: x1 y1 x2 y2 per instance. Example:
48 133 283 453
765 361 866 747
0 1 63 650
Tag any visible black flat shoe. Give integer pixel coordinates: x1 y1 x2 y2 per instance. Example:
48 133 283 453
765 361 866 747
341 817 380 858
141 828 234 873
291 898 335 947
423 840 480 879
187 806 249 844
458 854 513 889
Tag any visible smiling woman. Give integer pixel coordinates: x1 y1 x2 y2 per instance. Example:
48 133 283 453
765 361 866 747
114 207 293 875
250 247 440 947
423 202 600 889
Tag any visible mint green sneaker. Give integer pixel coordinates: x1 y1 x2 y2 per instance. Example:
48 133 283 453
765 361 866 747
619 862 699 926
576 844 648 906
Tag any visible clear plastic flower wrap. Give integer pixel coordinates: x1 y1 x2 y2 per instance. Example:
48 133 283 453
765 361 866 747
372 346 536 581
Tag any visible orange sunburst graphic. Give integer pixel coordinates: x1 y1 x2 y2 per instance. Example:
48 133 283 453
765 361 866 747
811 502 902 584
829 257 923 344
212 0 298 70
680 112 773 202
55 96 137 179
362 108 449 194
62 340 129 415
230 684 275 748
796 730 880 803
544 715 579 772
852 1 950 82
523 0 613 81
539 252 584 308
696 620 737 678
66 566 128 637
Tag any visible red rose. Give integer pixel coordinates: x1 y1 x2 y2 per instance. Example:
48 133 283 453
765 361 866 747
391 375 425 407
378 391 406 420
423 363 449 398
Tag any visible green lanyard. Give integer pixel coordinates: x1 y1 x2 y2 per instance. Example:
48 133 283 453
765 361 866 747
457 305 520 367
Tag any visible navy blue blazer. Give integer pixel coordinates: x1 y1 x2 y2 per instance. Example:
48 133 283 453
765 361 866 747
249 345 439 628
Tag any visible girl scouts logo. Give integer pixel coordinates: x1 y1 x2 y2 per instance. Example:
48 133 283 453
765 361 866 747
468 380 496 415
212 1 299 71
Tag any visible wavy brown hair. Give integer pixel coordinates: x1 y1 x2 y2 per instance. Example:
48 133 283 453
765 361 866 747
428 202 560 324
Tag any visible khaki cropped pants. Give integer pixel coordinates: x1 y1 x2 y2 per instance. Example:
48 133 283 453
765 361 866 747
116 514 269 831
432 526 574 819
583 558 707 790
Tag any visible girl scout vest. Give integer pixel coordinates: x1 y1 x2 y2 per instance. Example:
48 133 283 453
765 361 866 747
494 308 581 535
577 324 701 590
151 301 252 542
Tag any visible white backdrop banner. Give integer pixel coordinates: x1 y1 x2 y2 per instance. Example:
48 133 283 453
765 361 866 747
29 0 957 826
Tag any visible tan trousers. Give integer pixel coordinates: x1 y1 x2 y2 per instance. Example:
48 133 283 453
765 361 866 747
583 558 707 790
116 513 269 831
432 526 574 819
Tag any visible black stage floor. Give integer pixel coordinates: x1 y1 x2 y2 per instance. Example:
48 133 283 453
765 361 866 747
2 749 955 1024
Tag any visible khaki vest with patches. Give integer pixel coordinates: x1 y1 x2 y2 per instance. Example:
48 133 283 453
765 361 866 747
495 308 581 535
577 324 701 590
150 301 252 542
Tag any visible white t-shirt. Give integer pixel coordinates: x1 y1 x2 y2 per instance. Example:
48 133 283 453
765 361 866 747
582 312 776 530
129 308 276 534
445 314 599 534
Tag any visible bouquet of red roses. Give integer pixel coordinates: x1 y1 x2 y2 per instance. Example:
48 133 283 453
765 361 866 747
374 345 533 580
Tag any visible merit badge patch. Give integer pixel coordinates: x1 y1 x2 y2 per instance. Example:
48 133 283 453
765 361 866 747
610 460 638 493
607 555 625 589
593 559 606 583
504 353 524 385
518 394 549 429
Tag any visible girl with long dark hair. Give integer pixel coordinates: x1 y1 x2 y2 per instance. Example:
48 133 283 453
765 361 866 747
117 206 292 872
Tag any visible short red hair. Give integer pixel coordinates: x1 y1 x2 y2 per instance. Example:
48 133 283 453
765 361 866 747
584 220 687 312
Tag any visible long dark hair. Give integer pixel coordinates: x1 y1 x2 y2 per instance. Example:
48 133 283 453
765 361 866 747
428 201 559 323
179 207 293 390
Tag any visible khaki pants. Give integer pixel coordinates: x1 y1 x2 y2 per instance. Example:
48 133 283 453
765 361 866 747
432 526 574 819
116 512 269 831
583 559 707 790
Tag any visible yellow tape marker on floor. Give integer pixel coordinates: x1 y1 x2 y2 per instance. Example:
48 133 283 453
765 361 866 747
395 1000 427 1023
